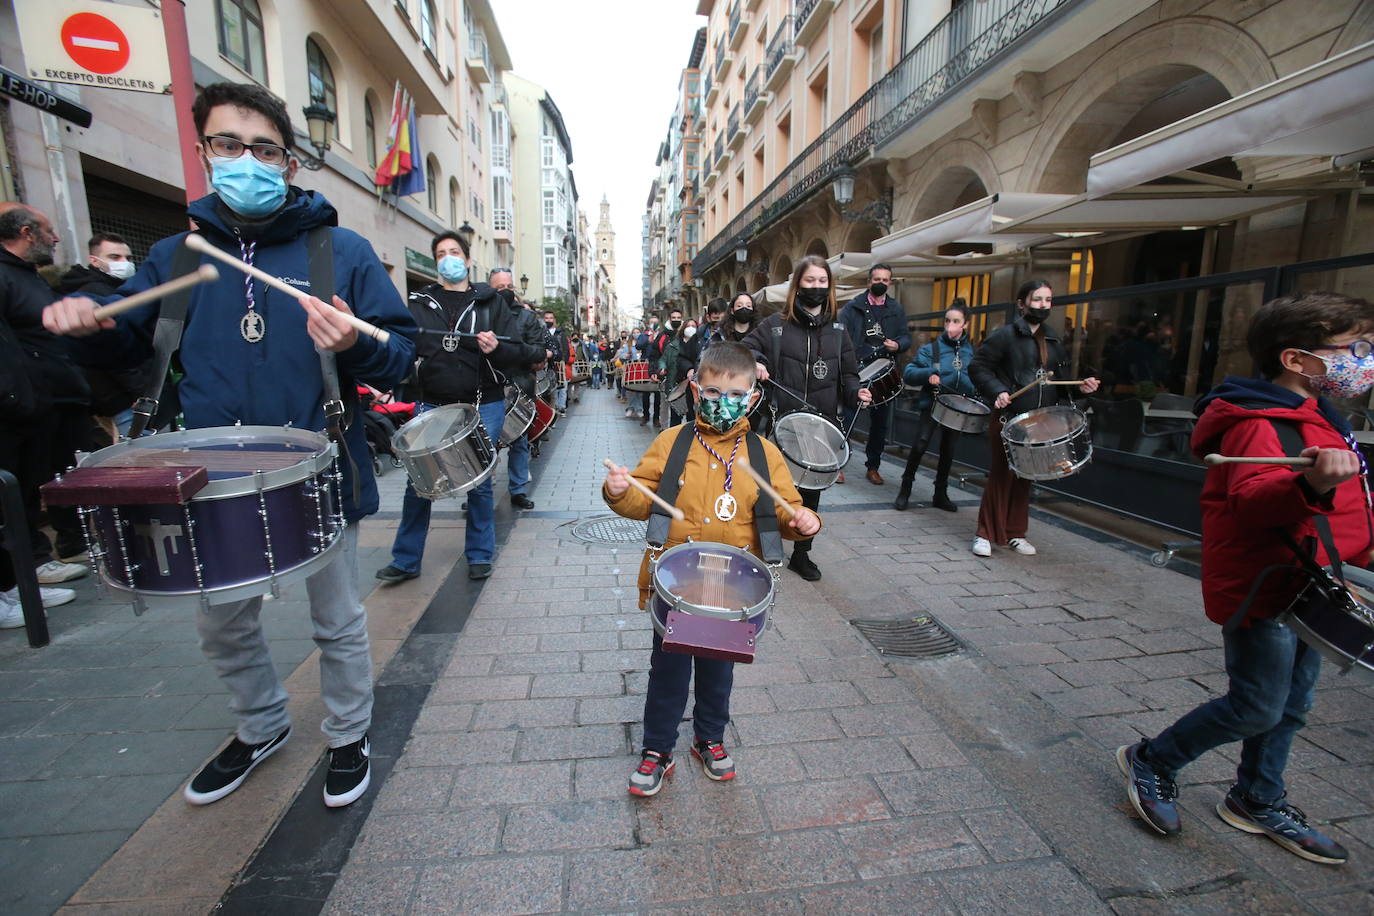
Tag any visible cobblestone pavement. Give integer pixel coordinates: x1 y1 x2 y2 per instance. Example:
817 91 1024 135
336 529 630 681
325 390 1374 915
4 385 1373 914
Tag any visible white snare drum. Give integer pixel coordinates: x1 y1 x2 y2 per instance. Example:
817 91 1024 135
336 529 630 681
932 394 990 434
1001 406 1092 480
666 379 692 416
391 404 497 499
771 411 849 490
499 386 535 447
571 361 591 383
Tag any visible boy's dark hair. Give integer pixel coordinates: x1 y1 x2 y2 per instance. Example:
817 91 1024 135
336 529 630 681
706 297 727 315
88 232 128 253
1249 292 1374 379
697 341 757 382
431 230 470 259
192 82 294 147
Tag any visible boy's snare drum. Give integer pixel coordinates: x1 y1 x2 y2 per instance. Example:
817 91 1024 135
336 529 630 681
1283 564 1374 678
650 541 776 663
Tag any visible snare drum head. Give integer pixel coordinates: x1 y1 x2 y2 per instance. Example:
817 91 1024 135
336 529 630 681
1002 406 1086 444
655 542 772 613
80 426 331 483
392 404 480 456
859 359 893 383
773 411 848 472
936 393 989 416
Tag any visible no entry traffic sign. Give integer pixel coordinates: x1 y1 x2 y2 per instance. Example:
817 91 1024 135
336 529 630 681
60 13 132 76
14 0 170 94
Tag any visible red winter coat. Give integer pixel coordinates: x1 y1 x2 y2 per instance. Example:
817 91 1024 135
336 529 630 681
1192 389 1373 626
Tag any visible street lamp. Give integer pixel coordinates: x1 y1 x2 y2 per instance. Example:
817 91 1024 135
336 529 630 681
519 273 529 294
297 98 336 171
457 221 476 249
832 165 857 206
734 244 748 264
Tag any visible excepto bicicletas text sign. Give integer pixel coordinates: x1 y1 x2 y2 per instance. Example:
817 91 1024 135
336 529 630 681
13 0 171 94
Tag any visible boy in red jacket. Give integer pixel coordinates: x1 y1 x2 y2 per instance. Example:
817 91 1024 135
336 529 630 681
1118 292 1374 865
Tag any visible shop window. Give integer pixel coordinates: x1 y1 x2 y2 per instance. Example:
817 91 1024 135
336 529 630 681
305 39 338 140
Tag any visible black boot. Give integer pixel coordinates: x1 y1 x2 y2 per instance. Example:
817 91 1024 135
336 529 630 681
932 490 957 512
788 551 821 581
893 481 912 511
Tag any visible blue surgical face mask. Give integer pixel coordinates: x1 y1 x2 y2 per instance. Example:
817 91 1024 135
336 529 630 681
437 255 469 283
209 155 288 218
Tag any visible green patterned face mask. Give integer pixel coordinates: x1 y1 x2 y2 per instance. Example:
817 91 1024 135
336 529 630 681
697 387 754 432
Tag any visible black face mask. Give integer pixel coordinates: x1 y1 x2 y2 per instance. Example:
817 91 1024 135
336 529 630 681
797 287 829 310
667 319 681 330
869 282 888 299
545 320 556 328
1022 307 1050 325
498 288 517 307
732 307 755 323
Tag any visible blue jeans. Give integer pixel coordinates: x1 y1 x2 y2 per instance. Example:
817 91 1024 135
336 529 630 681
506 428 530 495
390 399 506 570
641 633 734 755
1145 618 1321 805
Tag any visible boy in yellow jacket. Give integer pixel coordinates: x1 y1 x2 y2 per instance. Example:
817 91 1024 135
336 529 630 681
604 342 820 796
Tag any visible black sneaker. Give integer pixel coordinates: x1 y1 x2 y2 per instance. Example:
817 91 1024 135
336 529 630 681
1217 787 1348 864
185 727 290 805
691 739 736 781
932 493 958 512
893 486 912 511
324 735 371 808
510 493 535 510
1116 742 1181 836
469 563 493 580
628 749 674 797
375 564 419 583
788 552 821 581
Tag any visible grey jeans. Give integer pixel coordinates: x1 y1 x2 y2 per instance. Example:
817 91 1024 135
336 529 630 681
195 524 373 748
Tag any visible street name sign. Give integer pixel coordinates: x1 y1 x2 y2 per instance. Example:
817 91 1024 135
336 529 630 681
0 65 93 127
14 0 171 94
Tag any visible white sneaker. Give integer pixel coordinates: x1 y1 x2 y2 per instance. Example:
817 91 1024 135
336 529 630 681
972 537 992 557
1009 538 1037 556
0 592 23 629
2 585 76 608
36 559 88 584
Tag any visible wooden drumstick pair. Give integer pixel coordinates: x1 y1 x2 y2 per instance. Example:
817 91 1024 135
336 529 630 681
1008 372 1089 401
183 234 392 343
600 456 799 521
91 265 220 320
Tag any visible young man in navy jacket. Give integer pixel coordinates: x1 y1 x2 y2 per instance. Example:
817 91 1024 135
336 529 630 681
43 83 417 810
840 263 910 484
1117 292 1373 865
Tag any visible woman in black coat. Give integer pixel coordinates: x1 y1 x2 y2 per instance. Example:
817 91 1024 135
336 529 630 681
744 255 872 581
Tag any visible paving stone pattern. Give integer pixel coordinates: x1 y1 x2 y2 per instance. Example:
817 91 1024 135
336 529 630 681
325 388 1374 914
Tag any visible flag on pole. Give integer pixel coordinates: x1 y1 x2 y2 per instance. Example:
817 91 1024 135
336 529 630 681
391 103 426 198
374 82 411 188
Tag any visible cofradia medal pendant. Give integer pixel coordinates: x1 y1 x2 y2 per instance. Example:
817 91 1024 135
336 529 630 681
812 358 828 380
240 311 265 343
442 333 459 352
714 493 738 522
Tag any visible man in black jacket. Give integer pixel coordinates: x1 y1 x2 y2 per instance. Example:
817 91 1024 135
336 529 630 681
839 264 910 485
491 268 539 508
376 232 544 583
0 203 89 597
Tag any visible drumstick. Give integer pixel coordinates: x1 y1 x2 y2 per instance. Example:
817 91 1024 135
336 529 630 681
90 265 220 320
183 234 391 344
601 459 685 521
1203 454 1315 467
1008 371 1053 401
734 454 796 518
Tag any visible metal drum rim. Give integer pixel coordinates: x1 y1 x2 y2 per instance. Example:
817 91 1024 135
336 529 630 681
650 541 776 622
935 393 990 416
1000 405 1089 447
78 426 336 501
410 427 498 500
772 412 849 472
391 403 481 459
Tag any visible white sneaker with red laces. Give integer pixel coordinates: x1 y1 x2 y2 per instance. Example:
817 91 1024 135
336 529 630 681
692 739 736 781
628 749 674 797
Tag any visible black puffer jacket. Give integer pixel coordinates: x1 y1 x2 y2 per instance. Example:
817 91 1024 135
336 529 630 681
506 303 547 398
59 265 155 416
743 311 860 421
407 282 544 405
969 315 1074 417
0 247 88 405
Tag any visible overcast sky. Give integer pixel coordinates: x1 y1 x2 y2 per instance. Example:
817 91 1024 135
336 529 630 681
493 0 704 313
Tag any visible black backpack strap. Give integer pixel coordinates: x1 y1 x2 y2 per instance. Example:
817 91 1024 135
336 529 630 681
769 321 782 378
646 425 696 548
746 432 783 565
128 237 202 438
307 225 361 504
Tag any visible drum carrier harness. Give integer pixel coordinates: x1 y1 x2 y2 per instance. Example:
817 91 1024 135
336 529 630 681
645 424 784 568
127 228 359 501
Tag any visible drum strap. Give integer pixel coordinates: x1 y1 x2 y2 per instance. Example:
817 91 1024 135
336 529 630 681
128 238 202 439
306 226 361 505
646 425 697 548
746 432 784 565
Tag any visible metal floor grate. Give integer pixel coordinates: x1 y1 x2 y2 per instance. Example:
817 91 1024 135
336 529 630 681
851 616 964 659
569 515 648 544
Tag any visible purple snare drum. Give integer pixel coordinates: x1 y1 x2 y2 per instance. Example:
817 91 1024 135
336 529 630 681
69 426 343 611
650 542 776 663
